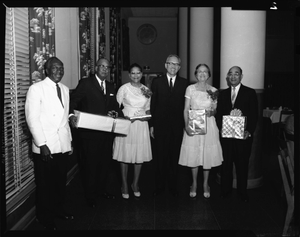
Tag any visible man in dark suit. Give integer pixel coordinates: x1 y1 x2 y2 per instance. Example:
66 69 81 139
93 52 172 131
216 66 258 202
69 58 123 208
150 54 189 196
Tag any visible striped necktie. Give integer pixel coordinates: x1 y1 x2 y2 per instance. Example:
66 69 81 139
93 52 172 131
231 87 236 106
100 81 105 94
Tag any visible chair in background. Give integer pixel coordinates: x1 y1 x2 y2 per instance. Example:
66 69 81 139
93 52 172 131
277 110 293 137
277 112 294 169
277 143 295 236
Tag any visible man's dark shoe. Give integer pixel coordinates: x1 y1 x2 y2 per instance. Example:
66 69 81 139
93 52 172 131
101 192 115 200
56 212 75 220
87 199 97 208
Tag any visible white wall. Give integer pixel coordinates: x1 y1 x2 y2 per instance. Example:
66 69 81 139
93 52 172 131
55 8 79 90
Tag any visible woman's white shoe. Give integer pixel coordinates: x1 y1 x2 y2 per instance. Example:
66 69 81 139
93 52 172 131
131 184 141 198
203 186 210 199
189 186 197 198
121 188 129 199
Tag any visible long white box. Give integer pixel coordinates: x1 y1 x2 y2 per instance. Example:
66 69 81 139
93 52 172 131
74 110 131 135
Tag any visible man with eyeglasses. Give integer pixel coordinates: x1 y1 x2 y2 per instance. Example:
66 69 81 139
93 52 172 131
69 58 123 208
150 54 189 197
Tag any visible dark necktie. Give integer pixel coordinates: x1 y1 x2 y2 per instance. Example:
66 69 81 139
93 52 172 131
170 78 173 91
56 83 64 107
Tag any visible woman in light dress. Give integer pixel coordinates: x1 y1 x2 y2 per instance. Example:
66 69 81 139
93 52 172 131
113 63 152 199
178 64 223 199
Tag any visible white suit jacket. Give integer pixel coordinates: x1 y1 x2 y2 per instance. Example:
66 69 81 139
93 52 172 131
25 77 72 154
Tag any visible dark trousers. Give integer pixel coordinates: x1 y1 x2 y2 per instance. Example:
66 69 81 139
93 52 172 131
80 136 114 201
33 152 68 224
220 138 252 195
154 126 183 192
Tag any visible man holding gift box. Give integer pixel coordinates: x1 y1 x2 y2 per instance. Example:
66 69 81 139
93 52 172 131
69 58 123 208
216 66 258 202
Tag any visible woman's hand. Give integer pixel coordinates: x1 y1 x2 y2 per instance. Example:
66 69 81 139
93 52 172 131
205 109 216 117
185 125 195 137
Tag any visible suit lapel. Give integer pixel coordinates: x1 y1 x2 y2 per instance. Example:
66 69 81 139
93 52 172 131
92 75 104 94
234 84 244 107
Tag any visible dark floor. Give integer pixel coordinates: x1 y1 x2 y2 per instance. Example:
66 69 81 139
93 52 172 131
24 121 294 236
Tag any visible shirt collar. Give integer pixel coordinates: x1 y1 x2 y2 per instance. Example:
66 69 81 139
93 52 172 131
45 77 59 87
167 74 176 81
95 75 105 85
232 83 241 91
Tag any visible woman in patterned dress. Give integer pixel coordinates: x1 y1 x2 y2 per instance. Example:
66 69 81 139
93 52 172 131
178 64 223 199
113 63 152 199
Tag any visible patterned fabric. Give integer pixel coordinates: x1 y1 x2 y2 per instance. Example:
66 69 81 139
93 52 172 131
79 7 91 79
29 7 55 83
221 116 246 139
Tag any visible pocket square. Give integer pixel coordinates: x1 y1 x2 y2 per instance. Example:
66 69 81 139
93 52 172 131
109 93 114 96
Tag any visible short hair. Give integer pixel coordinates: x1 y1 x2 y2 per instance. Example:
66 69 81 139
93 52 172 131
44 57 63 70
44 57 63 76
228 66 243 75
194 63 211 77
128 63 142 73
96 57 111 66
166 54 181 65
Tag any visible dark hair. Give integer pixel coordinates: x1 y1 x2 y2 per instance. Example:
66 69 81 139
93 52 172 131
228 66 243 75
128 63 142 73
194 63 211 77
44 57 63 76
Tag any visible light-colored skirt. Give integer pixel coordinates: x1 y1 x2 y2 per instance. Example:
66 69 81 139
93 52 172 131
178 116 223 169
113 120 152 164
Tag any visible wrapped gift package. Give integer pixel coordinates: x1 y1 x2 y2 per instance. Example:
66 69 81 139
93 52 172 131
221 115 247 139
74 110 131 135
188 109 207 135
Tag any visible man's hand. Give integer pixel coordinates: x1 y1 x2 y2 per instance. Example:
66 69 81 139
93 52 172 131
108 110 118 118
40 145 53 162
244 130 252 139
69 115 77 128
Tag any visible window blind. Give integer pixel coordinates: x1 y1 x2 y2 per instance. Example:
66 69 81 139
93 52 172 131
4 7 35 216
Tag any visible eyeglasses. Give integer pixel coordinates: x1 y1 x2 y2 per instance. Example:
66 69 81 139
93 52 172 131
166 62 180 67
98 64 111 70
228 73 240 77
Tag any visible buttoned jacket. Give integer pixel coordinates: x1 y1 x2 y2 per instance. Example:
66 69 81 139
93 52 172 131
25 77 72 154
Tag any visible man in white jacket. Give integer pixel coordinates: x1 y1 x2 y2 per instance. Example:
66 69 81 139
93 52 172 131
25 57 73 230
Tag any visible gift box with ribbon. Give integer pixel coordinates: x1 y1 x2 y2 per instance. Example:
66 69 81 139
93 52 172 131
188 109 207 135
221 115 246 139
74 110 131 135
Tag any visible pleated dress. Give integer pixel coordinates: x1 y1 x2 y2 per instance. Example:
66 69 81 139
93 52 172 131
113 83 152 164
178 84 223 169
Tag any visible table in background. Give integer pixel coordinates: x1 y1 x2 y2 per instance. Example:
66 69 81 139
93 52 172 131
263 109 291 124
